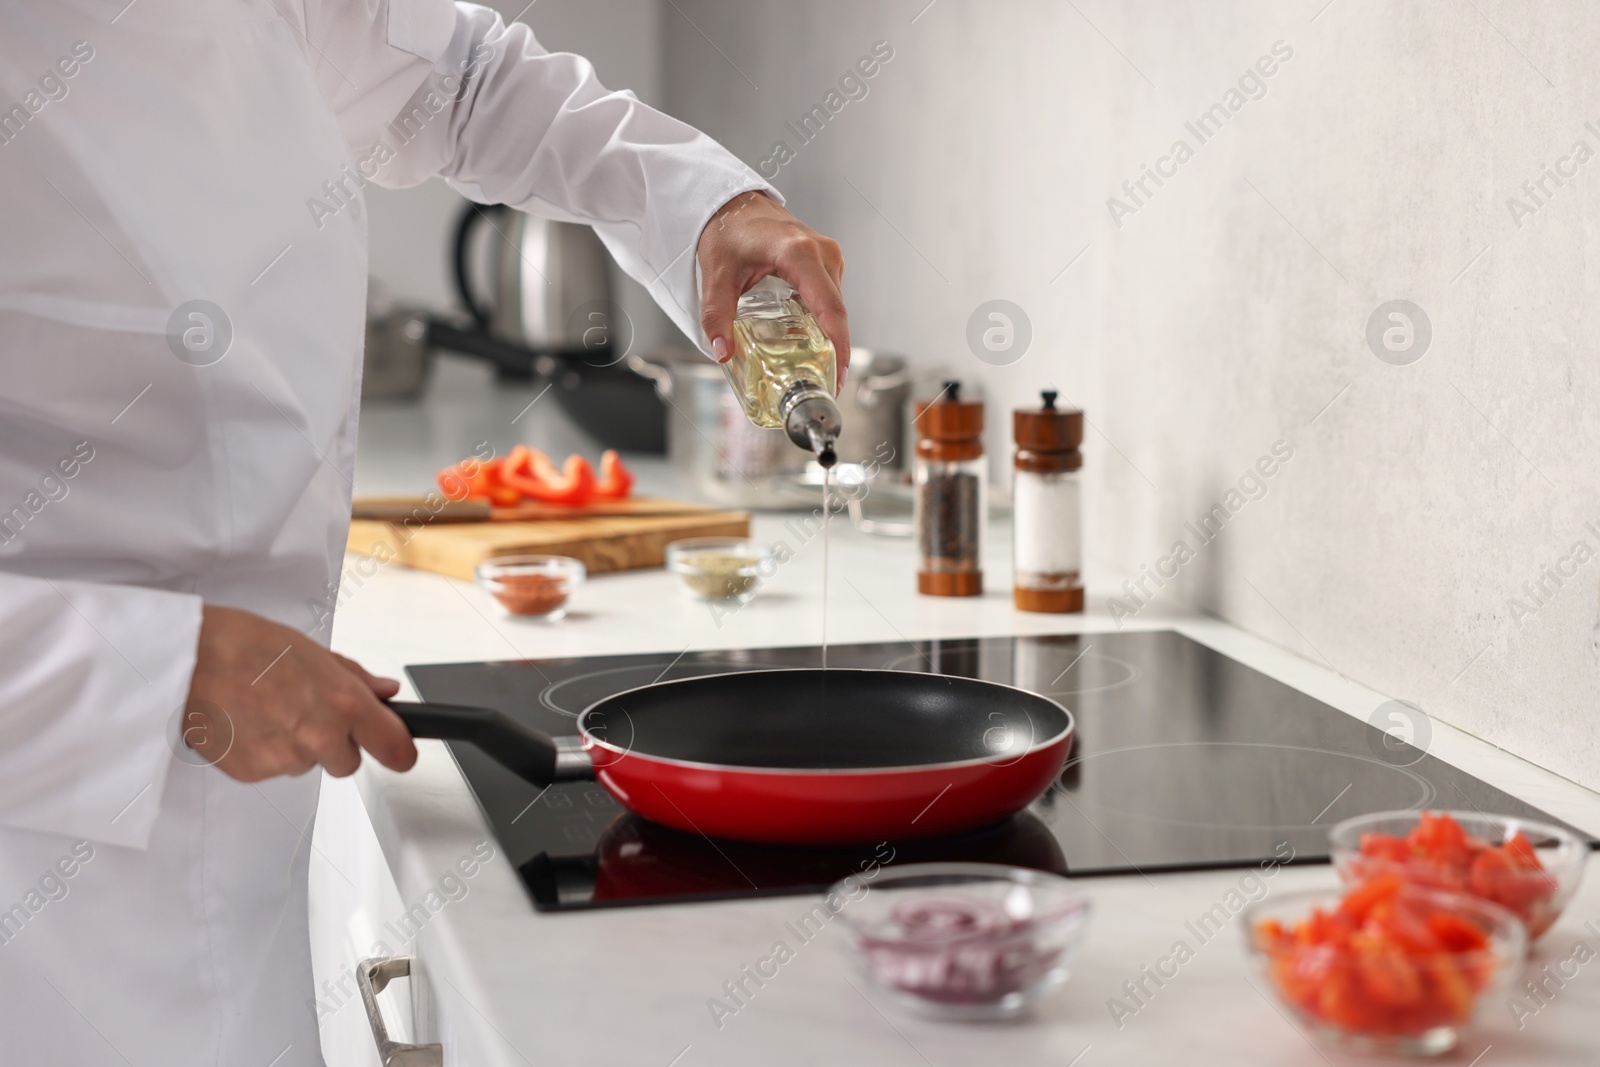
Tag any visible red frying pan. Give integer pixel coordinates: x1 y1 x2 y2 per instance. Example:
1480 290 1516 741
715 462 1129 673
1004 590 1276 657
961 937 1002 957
390 668 1073 846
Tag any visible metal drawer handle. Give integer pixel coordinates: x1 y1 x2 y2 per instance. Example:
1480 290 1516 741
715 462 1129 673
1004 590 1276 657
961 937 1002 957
357 956 443 1067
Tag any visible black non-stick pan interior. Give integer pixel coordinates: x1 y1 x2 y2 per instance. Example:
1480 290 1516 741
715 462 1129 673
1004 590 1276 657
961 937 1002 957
582 669 1071 770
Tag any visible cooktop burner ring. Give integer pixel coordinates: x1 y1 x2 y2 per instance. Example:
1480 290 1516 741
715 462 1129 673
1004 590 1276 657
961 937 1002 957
1057 741 1438 831
539 660 788 717
1035 649 1139 697
880 646 1140 696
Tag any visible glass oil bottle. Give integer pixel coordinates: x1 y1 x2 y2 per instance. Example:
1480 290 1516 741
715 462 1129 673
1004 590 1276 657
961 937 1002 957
724 277 841 467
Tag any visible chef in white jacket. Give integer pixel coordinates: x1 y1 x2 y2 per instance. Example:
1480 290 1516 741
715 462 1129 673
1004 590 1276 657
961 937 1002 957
0 1 847 1063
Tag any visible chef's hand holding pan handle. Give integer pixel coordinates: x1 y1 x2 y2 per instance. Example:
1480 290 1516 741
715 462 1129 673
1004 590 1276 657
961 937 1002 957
184 606 417 781
386 702 594 787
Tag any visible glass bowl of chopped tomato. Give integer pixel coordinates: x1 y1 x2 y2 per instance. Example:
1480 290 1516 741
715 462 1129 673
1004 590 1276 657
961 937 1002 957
1329 810 1585 942
1245 876 1524 1056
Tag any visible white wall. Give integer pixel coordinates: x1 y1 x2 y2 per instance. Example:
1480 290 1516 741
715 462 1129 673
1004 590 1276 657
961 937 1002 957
659 0 1600 790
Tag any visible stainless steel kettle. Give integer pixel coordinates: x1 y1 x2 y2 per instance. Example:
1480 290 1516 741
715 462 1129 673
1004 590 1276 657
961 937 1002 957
441 203 669 452
453 203 615 352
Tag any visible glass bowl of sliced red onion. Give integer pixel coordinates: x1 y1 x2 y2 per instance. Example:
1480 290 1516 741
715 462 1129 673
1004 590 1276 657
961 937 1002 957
830 862 1091 1020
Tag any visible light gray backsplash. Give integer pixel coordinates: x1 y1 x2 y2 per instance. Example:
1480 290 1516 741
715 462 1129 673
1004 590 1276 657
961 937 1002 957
660 0 1600 789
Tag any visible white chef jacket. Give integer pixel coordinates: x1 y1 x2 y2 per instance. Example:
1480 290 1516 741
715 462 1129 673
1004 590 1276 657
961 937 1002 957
0 1 769 1063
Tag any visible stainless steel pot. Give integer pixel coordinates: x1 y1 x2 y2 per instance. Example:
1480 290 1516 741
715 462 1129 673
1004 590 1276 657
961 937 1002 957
361 284 434 400
628 348 802 508
835 348 911 466
628 347 911 509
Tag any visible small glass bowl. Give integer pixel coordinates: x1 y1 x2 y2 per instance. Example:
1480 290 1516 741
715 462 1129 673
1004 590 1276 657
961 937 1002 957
1328 810 1586 942
665 537 773 601
475 555 585 618
830 863 1091 1021
1244 886 1524 1057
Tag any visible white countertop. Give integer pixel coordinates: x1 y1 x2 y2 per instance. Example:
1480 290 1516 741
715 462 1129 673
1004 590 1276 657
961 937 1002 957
326 370 1600 1067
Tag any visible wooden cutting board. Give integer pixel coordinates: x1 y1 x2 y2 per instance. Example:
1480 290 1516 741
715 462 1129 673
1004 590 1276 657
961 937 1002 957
346 507 751 581
350 495 722 523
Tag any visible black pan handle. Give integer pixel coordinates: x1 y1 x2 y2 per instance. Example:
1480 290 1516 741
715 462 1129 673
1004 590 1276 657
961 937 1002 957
388 701 592 787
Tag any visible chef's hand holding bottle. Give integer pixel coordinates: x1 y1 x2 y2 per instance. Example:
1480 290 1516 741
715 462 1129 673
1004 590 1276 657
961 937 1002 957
696 190 851 388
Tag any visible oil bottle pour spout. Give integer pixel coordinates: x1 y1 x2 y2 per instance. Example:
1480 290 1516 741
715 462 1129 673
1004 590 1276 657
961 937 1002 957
781 383 842 469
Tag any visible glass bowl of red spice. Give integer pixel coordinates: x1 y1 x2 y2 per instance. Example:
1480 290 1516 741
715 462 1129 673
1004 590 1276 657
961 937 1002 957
476 555 585 618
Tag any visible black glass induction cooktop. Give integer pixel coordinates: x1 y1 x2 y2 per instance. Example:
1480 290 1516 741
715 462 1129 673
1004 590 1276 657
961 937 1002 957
406 630 1593 911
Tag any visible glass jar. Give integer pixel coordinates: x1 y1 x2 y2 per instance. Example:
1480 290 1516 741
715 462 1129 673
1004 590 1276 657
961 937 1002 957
1012 391 1083 613
914 381 985 596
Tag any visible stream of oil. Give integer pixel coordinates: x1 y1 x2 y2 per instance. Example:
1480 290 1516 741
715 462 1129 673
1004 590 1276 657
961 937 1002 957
820 467 830 670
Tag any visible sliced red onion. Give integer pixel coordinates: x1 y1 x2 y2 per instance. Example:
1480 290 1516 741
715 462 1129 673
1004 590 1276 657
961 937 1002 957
858 895 1064 1004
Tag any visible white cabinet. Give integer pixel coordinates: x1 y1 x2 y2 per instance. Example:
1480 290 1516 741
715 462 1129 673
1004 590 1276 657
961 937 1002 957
310 775 441 1066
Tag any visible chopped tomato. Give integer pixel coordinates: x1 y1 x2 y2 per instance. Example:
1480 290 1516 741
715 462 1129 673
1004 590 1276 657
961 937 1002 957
1317 967 1379 1032
1467 847 1515 899
1359 832 1415 865
593 449 635 499
1420 956 1475 1022
1356 812 1559 936
1275 942 1340 1005
1352 930 1423 1007
1504 831 1541 869
1256 918 1287 946
1408 812 1476 870
1486 867 1559 921
1258 879 1503 1039
1302 906 1350 945
1338 870 1405 923
1425 911 1488 953
1368 901 1442 954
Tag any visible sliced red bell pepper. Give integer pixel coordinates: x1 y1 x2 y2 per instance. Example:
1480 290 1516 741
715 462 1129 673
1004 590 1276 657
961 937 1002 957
437 457 519 506
593 449 634 499
500 445 597 506
436 462 474 501
527 447 564 484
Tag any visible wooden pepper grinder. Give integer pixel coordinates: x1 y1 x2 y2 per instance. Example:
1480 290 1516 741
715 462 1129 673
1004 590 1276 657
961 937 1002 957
913 381 985 596
1012 390 1084 613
